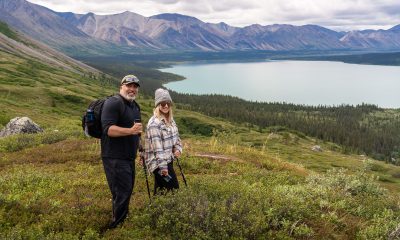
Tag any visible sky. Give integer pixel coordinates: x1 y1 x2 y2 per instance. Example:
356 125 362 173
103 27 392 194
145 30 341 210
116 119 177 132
28 0 400 31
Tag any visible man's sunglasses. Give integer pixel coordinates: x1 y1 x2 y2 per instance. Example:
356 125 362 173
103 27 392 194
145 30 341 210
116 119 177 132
160 101 172 107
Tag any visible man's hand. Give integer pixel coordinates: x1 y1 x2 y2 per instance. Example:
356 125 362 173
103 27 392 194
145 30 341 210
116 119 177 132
130 122 142 135
107 123 142 137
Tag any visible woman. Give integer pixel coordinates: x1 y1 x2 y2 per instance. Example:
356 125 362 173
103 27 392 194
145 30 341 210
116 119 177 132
145 88 183 194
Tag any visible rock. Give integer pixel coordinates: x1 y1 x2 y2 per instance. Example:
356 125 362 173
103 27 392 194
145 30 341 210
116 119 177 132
0 117 43 137
389 224 400 240
267 133 281 140
311 145 323 152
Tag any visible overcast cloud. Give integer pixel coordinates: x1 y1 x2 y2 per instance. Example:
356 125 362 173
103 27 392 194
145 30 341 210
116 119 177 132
28 0 400 31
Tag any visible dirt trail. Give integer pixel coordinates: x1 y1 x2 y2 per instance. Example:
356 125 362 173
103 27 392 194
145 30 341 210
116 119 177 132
193 153 244 163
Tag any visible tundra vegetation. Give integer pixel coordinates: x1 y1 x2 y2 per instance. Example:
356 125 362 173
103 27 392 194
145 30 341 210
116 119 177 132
1 22 399 239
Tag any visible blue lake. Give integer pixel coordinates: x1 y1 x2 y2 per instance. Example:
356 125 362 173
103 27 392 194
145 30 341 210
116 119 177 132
162 61 400 108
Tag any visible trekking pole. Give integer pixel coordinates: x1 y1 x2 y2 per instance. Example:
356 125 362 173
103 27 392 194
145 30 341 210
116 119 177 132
140 147 151 201
174 157 187 187
136 119 151 201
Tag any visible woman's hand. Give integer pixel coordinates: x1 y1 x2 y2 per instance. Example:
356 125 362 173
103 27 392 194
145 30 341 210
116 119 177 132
160 168 169 176
174 150 181 158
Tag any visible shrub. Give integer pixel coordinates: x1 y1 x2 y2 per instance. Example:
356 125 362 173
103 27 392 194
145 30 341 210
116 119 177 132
357 209 400 240
63 95 84 104
0 113 10 126
0 130 80 153
307 168 386 197
176 117 216 136
139 179 315 239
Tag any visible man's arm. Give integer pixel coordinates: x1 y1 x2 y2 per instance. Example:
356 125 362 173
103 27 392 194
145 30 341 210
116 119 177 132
101 97 142 137
107 123 142 137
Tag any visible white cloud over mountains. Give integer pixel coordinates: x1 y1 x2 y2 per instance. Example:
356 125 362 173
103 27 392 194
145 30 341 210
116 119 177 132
29 0 400 30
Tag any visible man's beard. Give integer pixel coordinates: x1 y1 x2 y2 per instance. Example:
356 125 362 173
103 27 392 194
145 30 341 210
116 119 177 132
122 93 136 101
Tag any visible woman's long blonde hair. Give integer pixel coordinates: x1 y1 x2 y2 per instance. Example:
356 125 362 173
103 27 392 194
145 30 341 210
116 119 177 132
154 105 173 125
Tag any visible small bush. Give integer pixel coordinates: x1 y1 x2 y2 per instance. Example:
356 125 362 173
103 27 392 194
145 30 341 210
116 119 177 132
0 134 37 152
307 168 386 197
391 171 400 178
63 95 84 104
0 131 77 153
176 117 216 136
357 209 400 240
0 113 10 126
139 179 315 239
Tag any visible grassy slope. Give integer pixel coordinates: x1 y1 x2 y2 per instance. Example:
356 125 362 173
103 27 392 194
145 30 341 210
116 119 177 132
0 35 117 128
0 25 399 239
1 103 400 239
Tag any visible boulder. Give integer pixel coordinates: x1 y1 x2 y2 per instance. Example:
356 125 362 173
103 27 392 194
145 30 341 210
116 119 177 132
311 145 323 152
0 117 43 137
389 224 400 240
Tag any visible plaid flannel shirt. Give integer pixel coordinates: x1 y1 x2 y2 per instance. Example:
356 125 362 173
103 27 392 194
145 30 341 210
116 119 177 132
144 116 182 173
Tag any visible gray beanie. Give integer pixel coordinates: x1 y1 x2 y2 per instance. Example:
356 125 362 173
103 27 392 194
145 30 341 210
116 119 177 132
155 88 172 107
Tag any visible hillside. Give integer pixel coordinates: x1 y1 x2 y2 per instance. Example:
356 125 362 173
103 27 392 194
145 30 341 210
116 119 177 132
0 0 121 56
1 22 400 239
1 98 400 239
0 21 117 127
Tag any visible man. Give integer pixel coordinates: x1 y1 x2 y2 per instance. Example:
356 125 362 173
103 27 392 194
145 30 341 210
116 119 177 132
100 74 142 229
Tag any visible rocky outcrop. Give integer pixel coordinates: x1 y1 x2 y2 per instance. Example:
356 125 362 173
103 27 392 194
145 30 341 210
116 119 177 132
0 117 43 137
311 145 323 152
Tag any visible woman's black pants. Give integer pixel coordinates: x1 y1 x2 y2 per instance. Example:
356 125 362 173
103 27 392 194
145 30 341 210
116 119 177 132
153 161 179 195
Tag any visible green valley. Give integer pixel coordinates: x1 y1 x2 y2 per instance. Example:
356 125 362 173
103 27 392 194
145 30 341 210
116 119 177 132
1 22 400 239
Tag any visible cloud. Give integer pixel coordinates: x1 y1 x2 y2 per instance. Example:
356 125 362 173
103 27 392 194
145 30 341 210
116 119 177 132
149 0 179 4
28 0 400 30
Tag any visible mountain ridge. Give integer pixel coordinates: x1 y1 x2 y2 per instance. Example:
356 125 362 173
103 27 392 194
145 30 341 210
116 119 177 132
1 0 400 54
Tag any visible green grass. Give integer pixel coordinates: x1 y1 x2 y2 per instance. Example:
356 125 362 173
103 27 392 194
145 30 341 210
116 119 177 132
1 92 399 239
0 128 399 239
0 50 117 127
0 21 19 41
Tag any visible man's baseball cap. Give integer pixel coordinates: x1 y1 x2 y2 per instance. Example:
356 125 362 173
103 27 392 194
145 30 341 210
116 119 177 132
121 74 140 87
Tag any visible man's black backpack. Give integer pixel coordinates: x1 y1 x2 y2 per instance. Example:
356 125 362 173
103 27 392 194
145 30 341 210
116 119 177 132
82 95 123 138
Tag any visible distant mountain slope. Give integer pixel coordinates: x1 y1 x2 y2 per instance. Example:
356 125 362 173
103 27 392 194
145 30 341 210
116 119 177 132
72 11 163 49
0 0 122 55
230 24 347 50
1 0 400 54
0 21 116 125
340 28 400 49
66 12 354 51
0 25 99 74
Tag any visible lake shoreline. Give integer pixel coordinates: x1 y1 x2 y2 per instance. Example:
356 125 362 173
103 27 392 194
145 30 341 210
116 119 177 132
162 60 400 109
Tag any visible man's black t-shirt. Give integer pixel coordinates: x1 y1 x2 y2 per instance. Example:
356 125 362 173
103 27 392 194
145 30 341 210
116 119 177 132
100 94 141 160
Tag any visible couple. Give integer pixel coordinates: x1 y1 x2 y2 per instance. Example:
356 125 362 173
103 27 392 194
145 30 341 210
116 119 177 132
100 74 183 229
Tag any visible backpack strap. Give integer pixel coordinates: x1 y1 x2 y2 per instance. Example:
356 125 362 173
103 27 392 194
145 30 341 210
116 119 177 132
112 94 127 118
114 94 141 119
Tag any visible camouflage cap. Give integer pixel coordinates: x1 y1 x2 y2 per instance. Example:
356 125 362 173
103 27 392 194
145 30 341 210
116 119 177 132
121 74 140 87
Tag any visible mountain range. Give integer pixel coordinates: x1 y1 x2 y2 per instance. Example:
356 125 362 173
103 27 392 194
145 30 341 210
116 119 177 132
1 0 400 56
